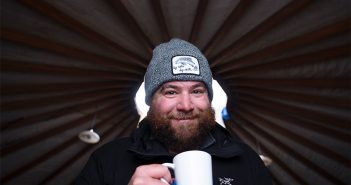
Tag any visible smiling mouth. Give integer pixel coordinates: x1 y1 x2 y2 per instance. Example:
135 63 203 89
169 114 197 122
172 118 196 124
178 117 192 119
174 117 195 120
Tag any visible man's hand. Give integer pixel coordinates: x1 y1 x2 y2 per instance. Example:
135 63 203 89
128 164 172 185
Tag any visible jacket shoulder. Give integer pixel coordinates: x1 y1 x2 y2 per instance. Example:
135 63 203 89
91 137 131 159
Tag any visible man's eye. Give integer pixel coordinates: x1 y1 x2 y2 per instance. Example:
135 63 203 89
193 89 204 94
165 91 177 95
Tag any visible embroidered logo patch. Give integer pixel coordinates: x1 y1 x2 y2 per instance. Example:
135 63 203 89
219 177 234 185
172 56 200 75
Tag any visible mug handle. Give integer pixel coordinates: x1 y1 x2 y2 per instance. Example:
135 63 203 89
160 163 175 184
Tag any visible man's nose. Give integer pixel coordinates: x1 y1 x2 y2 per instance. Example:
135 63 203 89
176 94 194 112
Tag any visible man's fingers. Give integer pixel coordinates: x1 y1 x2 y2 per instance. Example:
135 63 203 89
129 164 172 185
136 164 171 178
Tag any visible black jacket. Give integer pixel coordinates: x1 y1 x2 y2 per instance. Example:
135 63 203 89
76 119 272 185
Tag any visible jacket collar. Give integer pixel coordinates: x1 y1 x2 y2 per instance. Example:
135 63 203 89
128 119 243 159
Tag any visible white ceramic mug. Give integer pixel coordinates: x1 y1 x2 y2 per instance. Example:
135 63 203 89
162 150 213 185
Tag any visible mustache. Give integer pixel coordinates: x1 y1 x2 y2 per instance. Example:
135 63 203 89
168 113 199 120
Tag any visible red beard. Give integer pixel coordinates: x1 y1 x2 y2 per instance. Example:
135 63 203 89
147 107 216 153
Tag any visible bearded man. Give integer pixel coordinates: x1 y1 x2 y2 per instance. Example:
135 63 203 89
76 39 272 185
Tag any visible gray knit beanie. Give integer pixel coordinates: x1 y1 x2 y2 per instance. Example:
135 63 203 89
144 38 213 105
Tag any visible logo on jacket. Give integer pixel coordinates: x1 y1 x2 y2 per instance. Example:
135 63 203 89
219 177 234 185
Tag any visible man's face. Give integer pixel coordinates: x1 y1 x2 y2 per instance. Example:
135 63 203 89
147 81 216 153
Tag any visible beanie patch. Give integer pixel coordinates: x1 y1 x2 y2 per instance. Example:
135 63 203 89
172 56 200 75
